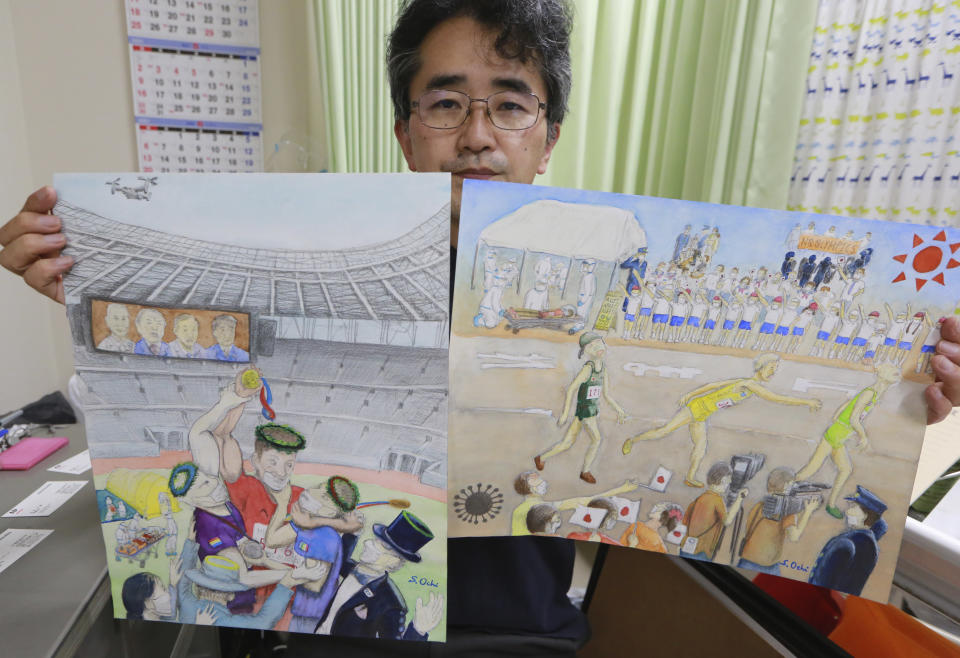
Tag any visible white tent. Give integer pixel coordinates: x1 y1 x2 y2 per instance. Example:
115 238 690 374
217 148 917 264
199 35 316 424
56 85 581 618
472 200 647 288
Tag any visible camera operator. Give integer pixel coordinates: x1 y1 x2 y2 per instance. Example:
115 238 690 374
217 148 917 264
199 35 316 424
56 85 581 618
679 462 748 562
737 467 821 575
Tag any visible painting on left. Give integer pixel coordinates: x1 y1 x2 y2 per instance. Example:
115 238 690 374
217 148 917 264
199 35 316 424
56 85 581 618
56 173 450 640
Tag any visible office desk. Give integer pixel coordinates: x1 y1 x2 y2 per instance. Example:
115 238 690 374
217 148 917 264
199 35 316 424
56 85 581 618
0 426 108 658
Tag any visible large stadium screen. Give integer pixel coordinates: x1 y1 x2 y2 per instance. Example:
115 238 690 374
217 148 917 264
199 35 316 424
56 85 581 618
90 298 251 363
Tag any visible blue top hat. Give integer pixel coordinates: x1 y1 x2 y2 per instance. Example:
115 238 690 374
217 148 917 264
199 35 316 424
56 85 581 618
844 485 887 515
372 511 434 563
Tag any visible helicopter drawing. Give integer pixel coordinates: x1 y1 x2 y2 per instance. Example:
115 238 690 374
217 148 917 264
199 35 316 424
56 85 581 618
106 176 158 200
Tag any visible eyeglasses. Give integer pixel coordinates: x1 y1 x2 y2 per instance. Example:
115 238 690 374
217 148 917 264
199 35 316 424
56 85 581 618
411 89 546 130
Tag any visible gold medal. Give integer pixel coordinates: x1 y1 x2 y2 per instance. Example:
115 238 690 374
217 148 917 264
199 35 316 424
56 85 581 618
241 368 260 389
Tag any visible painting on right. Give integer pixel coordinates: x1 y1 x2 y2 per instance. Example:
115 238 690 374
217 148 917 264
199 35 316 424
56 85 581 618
448 179 959 601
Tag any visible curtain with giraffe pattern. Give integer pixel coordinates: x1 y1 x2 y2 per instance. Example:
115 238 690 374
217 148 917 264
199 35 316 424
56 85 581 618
788 0 960 228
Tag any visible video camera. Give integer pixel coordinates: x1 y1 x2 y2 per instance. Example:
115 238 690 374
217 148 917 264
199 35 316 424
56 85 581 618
762 481 830 521
724 452 765 506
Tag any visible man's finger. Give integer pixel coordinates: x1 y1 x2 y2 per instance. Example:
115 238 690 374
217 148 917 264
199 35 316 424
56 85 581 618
21 256 72 304
0 211 62 247
932 354 960 402
21 186 57 214
940 317 960 344
0 233 66 273
925 382 952 425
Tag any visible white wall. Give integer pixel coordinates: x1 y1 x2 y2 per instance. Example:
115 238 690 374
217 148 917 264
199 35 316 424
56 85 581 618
0 0 310 411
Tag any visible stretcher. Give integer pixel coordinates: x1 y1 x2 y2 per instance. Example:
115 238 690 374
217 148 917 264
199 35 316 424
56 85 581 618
115 527 166 567
504 305 579 334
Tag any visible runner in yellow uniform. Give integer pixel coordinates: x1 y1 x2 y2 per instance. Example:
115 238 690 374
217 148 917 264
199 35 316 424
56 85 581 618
796 363 902 517
622 353 821 487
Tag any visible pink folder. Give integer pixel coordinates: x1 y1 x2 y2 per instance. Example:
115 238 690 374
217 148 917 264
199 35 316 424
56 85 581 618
0 437 69 470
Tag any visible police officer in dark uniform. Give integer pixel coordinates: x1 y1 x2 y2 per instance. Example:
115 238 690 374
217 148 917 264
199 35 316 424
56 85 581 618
808 485 887 596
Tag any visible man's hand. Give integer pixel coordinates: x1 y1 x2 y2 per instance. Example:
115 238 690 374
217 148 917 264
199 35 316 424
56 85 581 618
169 555 184 588
807 399 822 412
289 503 311 528
341 510 364 534
194 604 219 626
803 497 821 514
738 488 749 499
614 407 627 424
412 592 444 635
273 485 293 515
0 187 72 304
615 479 640 495
927 317 960 424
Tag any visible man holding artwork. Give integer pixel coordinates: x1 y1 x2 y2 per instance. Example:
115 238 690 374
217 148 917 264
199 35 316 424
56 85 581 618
622 354 822 487
4 0 960 654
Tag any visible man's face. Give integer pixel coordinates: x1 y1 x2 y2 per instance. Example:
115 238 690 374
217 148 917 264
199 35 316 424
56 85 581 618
105 305 130 337
394 16 558 237
213 322 236 348
184 470 229 509
136 312 166 344
174 317 199 348
252 446 297 493
845 503 866 528
759 360 779 380
359 537 405 572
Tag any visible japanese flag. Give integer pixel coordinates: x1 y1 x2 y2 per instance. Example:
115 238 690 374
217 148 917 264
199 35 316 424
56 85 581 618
665 523 687 545
648 466 672 492
610 497 640 524
568 505 604 530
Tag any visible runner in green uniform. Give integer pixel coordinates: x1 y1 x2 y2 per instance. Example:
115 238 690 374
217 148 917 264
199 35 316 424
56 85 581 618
797 362 902 517
622 353 821 488
535 333 627 484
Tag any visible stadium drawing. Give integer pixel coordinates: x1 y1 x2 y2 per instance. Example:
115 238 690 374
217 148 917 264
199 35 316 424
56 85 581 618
56 173 450 640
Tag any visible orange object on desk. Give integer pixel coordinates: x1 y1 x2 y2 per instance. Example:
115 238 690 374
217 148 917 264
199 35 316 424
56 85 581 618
753 574 960 656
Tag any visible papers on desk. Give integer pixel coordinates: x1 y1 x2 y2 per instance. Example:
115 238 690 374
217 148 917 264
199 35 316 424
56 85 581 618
47 450 92 475
0 529 53 574
2 481 87 518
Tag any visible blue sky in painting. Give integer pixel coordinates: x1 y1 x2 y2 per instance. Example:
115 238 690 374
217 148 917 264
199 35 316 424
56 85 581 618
458 179 960 312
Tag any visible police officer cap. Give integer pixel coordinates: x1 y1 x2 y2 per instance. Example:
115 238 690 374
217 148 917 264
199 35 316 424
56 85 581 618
844 485 887 515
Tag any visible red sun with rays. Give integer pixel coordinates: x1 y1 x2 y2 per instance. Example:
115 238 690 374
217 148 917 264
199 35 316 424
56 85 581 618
892 230 960 291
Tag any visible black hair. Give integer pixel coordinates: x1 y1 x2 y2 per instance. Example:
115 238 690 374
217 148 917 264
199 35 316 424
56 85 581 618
526 503 559 533
122 572 157 620
387 0 573 140
707 462 732 486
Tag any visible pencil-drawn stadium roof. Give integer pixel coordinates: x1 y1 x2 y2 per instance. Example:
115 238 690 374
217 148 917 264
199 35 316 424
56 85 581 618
478 200 647 261
56 201 449 321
